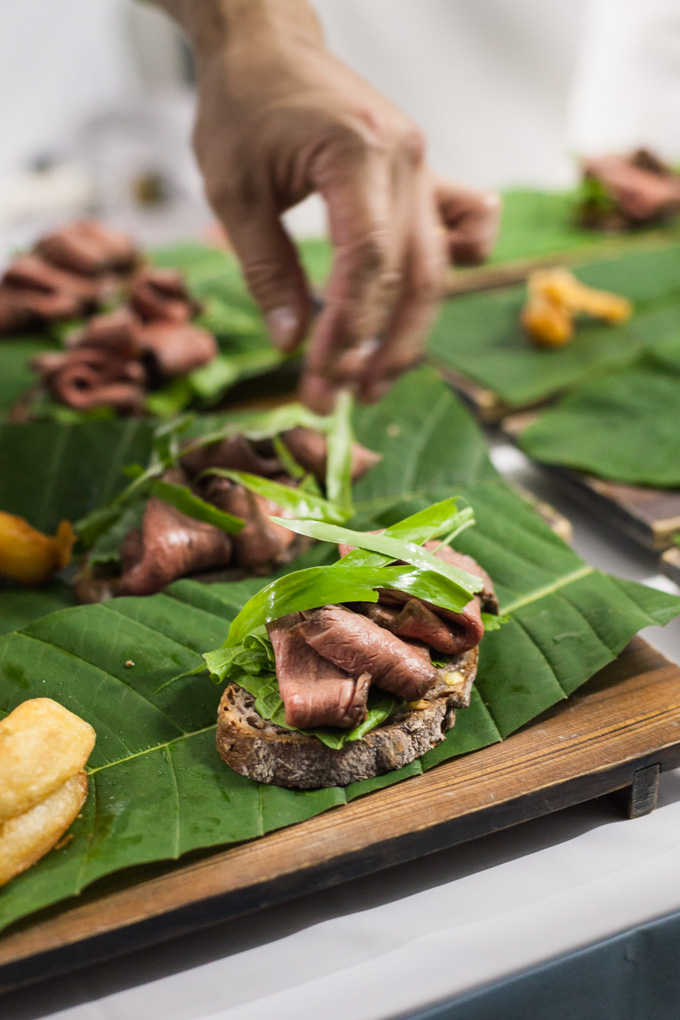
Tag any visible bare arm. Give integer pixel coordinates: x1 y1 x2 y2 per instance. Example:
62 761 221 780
155 0 500 409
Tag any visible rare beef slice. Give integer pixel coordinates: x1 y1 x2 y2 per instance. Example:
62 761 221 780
35 221 138 276
205 478 295 569
296 605 437 701
180 434 281 479
33 347 146 413
582 152 680 223
280 427 381 483
267 613 370 729
129 267 199 323
136 321 217 378
119 471 233 595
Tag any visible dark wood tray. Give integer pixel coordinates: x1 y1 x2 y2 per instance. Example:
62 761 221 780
2 637 679 995
661 547 680 587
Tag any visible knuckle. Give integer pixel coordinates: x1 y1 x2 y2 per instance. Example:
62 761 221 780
408 262 442 305
348 230 391 277
398 123 427 166
242 258 290 300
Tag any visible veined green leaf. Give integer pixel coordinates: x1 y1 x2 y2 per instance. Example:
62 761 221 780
148 479 244 534
519 344 680 487
268 519 483 596
430 242 680 408
88 501 145 565
1 368 680 937
200 469 348 524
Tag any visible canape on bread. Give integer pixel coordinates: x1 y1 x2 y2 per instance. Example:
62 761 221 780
207 500 500 788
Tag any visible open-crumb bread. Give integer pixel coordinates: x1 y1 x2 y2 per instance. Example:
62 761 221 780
216 645 478 788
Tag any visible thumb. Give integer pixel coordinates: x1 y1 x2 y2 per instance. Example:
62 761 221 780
216 199 313 352
433 177 502 266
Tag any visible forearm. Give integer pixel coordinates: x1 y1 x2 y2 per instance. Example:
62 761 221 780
154 0 324 64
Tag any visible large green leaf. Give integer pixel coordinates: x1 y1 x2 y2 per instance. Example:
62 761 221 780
0 418 155 534
484 189 680 266
0 338 55 418
1 368 679 935
429 242 680 408
518 340 680 487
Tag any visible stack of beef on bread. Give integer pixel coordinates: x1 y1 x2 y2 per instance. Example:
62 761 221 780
214 519 498 788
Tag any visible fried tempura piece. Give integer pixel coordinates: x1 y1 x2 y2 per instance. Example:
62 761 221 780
520 291 573 348
0 513 75 585
0 772 88 887
536 268 632 323
522 268 633 347
0 699 96 822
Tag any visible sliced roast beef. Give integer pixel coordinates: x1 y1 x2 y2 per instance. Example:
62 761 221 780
72 308 141 360
267 613 370 728
0 255 101 329
341 536 496 655
296 605 437 701
582 152 680 224
4 255 101 301
0 283 82 330
129 267 199 323
421 541 498 614
205 477 295 569
119 474 233 595
35 221 138 276
280 427 382 482
33 346 146 413
356 596 481 656
372 591 485 655
136 321 217 378
180 433 282 479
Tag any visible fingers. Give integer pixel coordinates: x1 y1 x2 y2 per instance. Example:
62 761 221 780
358 170 446 402
305 140 398 379
206 186 313 353
434 177 502 266
300 127 423 411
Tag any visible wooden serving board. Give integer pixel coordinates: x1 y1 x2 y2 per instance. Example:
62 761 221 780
2 637 680 995
661 547 680 587
503 411 680 552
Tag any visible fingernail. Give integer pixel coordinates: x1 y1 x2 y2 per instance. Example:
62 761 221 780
266 307 300 352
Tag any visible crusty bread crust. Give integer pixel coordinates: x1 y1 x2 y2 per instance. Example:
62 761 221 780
216 646 478 788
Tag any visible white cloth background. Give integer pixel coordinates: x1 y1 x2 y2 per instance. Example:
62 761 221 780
1 1 680 234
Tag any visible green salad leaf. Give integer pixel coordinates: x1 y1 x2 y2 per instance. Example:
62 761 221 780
146 479 244 533
207 563 477 654
200 469 348 524
268 518 483 595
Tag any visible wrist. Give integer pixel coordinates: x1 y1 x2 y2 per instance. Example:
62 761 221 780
157 0 324 66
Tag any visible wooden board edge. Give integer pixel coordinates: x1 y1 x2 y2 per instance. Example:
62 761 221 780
1 639 679 993
443 229 680 297
2 741 679 995
661 547 680 588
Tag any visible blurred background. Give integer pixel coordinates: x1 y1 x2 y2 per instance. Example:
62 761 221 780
1 0 679 254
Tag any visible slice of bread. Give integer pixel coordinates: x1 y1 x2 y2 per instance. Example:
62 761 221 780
216 645 478 789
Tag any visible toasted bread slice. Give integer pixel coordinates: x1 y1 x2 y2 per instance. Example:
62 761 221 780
216 646 478 789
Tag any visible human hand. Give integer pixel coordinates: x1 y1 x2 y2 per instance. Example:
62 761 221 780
185 2 500 410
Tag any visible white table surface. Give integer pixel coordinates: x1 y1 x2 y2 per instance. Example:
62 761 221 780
4 436 680 1020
